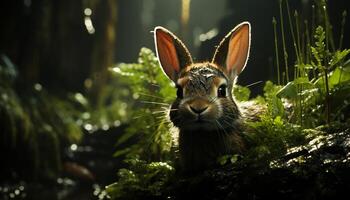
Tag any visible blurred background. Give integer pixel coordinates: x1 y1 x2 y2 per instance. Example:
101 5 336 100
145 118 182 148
0 0 349 199
1 0 349 93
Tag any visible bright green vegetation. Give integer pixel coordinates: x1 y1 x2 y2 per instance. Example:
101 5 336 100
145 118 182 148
110 48 176 161
105 159 174 200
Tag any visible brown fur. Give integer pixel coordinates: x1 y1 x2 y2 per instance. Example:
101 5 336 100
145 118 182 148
154 22 251 171
169 64 245 171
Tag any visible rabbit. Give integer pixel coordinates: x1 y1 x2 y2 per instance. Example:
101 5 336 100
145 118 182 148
154 22 251 172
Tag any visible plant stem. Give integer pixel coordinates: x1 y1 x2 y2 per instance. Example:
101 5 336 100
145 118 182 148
294 10 302 64
323 5 331 124
279 0 289 83
323 5 336 52
292 9 304 126
322 5 331 53
339 10 347 50
324 67 330 125
305 20 312 66
286 0 300 64
299 87 303 126
311 5 316 45
273 17 281 85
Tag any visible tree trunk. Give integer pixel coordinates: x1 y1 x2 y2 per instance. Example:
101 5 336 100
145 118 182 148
88 0 118 108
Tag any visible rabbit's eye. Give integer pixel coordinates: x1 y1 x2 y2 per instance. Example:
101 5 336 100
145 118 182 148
176 85 183 98
217 84 227 98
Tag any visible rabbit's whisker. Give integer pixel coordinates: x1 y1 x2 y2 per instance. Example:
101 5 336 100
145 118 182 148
147 83 161 88
216 120 230 151
244 80 263 88
140 100 170 106
152 110 169 114
222 119 236 130
153 119 170 127
156 115 168 119
139 92 172 100
133 115 147 119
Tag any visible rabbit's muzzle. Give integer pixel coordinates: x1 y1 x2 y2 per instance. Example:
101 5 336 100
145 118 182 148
171 96 222 131
187 97 209 115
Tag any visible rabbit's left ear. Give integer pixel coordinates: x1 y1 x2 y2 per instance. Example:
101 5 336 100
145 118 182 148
212 22 251 80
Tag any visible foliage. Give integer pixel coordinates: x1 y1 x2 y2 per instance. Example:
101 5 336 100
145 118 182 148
110 48 176 161
244 115 306 164
105 158 174 200
231 81 304 167
275 14 350 127
103 51 302 199
105 45 349 199
0 55 83 180
233 84 251 101
260 80 285 118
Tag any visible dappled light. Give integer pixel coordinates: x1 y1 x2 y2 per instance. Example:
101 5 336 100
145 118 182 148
84 8 96 35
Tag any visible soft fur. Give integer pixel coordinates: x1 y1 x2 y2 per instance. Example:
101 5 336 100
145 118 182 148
154 22 251 171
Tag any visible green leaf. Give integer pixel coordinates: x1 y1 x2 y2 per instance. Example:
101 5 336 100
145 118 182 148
315 66 350 91
113 147 132 157
329 67 350 87
293 77 310 85
311 26 326 68
277 82 298 99
329 49 350 68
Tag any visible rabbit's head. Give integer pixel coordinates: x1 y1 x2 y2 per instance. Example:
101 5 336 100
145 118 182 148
154 22 251 132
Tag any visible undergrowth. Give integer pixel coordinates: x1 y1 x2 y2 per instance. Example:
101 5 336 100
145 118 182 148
0 55 83 180
109 48 176 161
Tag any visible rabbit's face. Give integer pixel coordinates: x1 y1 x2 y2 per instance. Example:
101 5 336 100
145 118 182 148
169 63 240 131
154 22 250 132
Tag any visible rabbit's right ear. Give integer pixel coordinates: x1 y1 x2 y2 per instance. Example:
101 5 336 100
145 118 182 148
154 27 193 82
212 22 251 80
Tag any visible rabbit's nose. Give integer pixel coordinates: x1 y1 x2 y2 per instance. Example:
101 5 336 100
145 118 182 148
190 105 208 114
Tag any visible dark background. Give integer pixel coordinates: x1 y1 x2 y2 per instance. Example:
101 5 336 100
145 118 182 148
0 0 349 96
